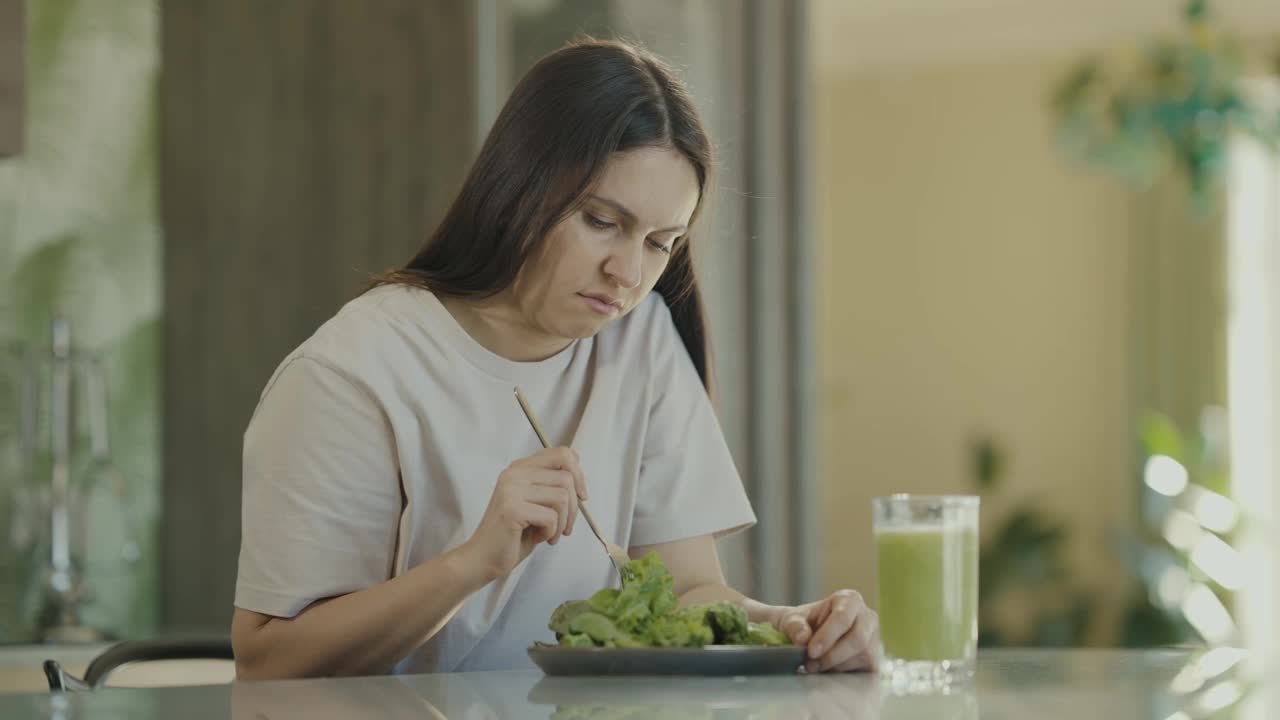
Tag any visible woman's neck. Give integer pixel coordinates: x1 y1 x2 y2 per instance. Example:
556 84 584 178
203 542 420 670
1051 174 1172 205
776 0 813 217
440 294 572 362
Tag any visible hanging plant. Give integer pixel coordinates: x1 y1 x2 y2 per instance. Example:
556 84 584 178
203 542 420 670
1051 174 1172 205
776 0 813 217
1052 0 1280 211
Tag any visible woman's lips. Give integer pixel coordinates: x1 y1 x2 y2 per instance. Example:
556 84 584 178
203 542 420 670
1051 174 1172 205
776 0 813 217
579 293 622 316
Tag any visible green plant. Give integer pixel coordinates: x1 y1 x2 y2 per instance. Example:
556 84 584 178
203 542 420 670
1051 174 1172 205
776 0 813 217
1052 0 1280 212
970 436 1095 647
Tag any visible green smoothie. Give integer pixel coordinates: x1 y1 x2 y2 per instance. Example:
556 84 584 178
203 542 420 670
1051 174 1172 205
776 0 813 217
876 526 978 662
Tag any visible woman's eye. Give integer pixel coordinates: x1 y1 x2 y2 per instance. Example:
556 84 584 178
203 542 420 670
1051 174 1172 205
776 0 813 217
648 238 674 255
586 213 615 230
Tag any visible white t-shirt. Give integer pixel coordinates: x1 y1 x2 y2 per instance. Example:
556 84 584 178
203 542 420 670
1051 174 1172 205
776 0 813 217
234 284 756 673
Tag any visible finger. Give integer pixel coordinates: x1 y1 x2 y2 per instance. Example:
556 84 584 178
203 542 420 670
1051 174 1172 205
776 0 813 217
526 447 589 501
861 613 882 672
817 636 860 672
528 470 579 538
807 592 864 660
546 470 580 538
831 648 879 673
777 609 813 646
823 614 879 673
518 502 561 545
564 449 588 501
805 604 834 671
519 446 574 470
812 600 835 627
522 485 571 544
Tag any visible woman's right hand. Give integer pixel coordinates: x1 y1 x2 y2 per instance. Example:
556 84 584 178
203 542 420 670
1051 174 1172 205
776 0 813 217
235 447 587 680
460 447 589 581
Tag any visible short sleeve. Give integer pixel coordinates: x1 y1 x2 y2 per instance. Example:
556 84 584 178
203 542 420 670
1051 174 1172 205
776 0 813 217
235 356 402 618
630 305 757 546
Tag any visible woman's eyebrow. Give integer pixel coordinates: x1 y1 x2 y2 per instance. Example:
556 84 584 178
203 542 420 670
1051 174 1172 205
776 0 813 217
586 194 687 234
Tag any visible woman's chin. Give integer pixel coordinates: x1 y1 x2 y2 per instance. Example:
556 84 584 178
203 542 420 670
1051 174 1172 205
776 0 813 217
554 317 613 340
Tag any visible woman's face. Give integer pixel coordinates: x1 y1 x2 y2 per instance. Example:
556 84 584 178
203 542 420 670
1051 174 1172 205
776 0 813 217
511 146 701 340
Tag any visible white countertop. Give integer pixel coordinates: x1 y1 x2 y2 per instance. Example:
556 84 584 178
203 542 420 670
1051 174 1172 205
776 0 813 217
0 649 1272 719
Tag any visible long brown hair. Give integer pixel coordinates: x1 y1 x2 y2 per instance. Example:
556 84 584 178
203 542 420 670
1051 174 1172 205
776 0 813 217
371 38 716 391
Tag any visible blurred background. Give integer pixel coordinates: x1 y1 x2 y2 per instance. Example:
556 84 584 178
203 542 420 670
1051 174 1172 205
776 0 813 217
1 0 1279 695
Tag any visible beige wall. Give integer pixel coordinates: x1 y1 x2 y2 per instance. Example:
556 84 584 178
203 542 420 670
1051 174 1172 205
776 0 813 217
815 58 1139 643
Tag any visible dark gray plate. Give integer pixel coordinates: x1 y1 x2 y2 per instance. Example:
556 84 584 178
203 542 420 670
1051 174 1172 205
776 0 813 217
528 645 805 676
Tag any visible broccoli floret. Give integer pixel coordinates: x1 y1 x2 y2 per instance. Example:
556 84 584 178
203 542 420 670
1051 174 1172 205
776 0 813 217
560 632 597 648
543 552 791 648
587 588 620 613
549 599 593 638
643 613 713 647
743 622 790 646
567 612 624 644
702 603 749 644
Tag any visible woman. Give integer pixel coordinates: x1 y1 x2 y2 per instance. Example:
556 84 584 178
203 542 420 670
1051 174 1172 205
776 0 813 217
231 38 879 680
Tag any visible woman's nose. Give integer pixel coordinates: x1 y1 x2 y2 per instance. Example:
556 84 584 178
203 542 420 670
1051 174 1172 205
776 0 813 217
603 239 643 289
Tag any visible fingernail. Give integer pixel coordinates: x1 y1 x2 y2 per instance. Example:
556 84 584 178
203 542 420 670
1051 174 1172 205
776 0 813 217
809 643 824 659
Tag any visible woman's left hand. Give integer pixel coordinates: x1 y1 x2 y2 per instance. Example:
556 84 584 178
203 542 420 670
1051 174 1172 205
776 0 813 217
775 589 880 673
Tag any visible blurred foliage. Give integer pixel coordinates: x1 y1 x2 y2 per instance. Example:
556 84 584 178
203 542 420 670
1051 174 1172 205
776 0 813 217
970 437 1095 648
972 406 1242 651
0 0 160 642
1115 409 1237 649
1052 0 1280 213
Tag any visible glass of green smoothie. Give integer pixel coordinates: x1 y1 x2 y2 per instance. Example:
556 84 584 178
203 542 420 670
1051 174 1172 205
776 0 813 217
873 494 979 690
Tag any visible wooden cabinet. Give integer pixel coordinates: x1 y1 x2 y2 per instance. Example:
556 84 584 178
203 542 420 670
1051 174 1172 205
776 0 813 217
160 0 477 629
0 0 22 156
